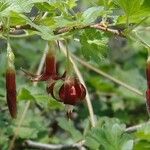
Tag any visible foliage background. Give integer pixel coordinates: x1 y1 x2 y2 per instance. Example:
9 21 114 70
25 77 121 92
0 0 150 149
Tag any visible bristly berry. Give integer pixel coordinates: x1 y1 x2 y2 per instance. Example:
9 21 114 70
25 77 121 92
59 77 86 105
47 77 86 105
6 68 17 118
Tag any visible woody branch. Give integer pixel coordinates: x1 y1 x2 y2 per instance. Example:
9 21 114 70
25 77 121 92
3 22 125 37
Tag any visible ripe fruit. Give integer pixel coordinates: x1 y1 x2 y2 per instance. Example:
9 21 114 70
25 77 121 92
47 77 86 105
6 68 17 118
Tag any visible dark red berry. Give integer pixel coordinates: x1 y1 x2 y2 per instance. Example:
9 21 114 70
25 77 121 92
59 77 86 105
47 77 86 105
74 79 86 100
6 68 17 118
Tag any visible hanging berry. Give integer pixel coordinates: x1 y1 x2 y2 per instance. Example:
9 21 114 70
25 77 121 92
22 48 57 81
6 43 17 118
47 77 86 105
22 42 86 118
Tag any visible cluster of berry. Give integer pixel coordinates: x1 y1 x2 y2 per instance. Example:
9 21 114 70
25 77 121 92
6 45 86 118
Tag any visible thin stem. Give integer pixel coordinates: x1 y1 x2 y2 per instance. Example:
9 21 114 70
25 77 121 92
125 121 150 133
8 101 30 150
33 43 49 86
72 54 144 97
65 41 72 76
59 41 96 127
126 16 129 30
6 17 10 42
131 17 149 31
134 32 150 49
42 12 48 19
24 140 86 150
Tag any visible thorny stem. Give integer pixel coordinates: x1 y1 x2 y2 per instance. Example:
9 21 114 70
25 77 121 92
59 41 96 127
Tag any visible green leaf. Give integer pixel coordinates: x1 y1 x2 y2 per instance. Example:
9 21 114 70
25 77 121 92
85 118 133 150
114 0 150 24
133 27 150 48
114 0 144 16
54 15 80 28
122 140 134 150
35 17 56 27
134 140 150 150
81 6 104 24
135 122 150 141
113 68 146 93
34 94 64 110
18 88 35 101
11 101 48 139
21 15 59 40
87 76 115 92
35 2 56 11
12 126 38 139
57 117 83 141
9 12 26 26
116 10 150 24
0 0 47 16
66 0 77 9
80 28 109 63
